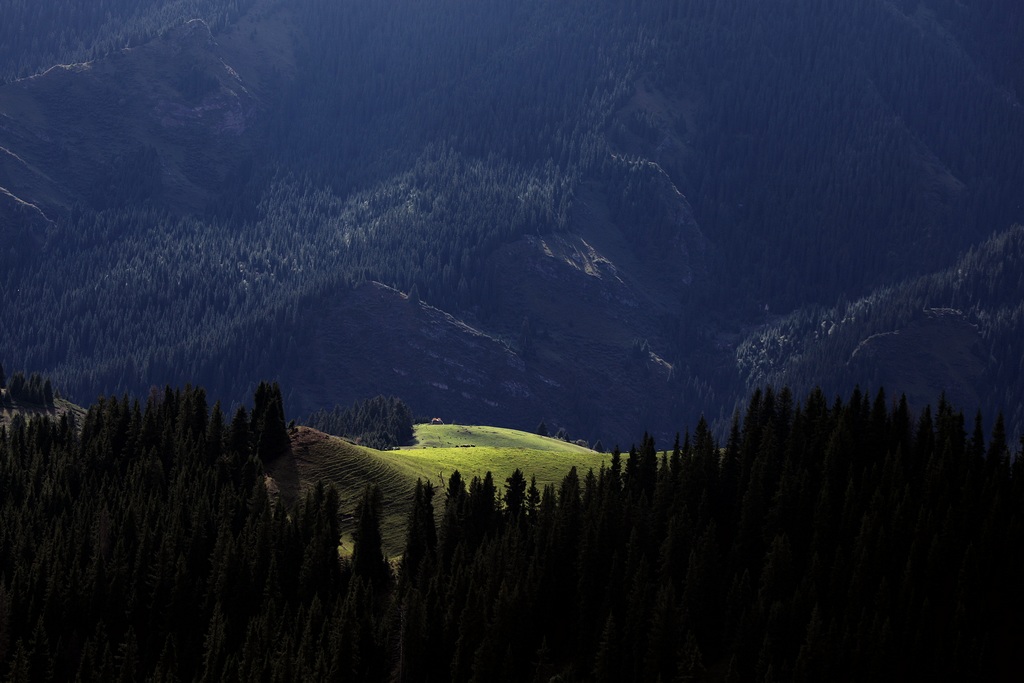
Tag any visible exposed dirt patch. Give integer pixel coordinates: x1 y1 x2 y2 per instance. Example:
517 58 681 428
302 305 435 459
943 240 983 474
290 425 330 460
264 426 324 508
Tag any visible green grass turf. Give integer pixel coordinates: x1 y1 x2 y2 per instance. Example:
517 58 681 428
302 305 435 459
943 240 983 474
274 425 606 558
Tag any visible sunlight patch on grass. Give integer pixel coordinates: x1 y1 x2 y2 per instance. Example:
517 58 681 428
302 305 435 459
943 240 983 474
283 425 606 558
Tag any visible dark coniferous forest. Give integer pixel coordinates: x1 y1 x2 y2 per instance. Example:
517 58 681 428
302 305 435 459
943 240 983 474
305 396 414 450
1 384 1022 680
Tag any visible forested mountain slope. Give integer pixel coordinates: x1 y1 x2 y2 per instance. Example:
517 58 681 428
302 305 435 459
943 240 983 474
0 0 256 83
737 224 1024 437
1 0 1023 442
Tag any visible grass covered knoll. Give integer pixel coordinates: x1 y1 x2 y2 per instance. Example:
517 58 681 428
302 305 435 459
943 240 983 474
270 424 604 558
395 423 601 495
408 422 594 452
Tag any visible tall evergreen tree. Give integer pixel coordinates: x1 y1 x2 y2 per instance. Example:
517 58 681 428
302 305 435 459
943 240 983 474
253 382 290 463
987 413 1010 471
351 484 389 591
504 468 528 524
400 479 437 588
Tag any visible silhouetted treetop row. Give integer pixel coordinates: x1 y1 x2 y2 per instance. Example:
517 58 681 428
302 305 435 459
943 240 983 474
2 381 1022 680
305 395 414 449
394 384 1024 681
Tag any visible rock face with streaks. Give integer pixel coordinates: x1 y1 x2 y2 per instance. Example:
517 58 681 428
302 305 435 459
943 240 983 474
0 18 259 217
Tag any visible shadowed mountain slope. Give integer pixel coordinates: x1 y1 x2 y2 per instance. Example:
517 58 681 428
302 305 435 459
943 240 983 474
2 0 1024 442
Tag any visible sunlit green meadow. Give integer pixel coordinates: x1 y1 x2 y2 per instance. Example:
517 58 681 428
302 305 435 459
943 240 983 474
273 424 606 557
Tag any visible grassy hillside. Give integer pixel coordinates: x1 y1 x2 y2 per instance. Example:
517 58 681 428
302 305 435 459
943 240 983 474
268 424 605 558
409 423 594 452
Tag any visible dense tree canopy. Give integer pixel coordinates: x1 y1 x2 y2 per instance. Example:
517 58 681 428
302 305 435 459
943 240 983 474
394 386 1024 681
0 382 393 681
2 382 1021 680
305 396 414 450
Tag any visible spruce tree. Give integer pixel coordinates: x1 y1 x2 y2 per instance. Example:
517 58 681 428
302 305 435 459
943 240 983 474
593 615 619 683
351 484 389 590
253 382 290 463
225 406 251 479
525 474 541 521
439 470 467 566
504 468 527 523
987 413 1010 471
206 402 225 464
400 479 436 588
8 372 24 401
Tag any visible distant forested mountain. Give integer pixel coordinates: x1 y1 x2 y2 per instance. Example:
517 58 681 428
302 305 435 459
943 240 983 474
738 225 1024 439
1 0 1023 442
